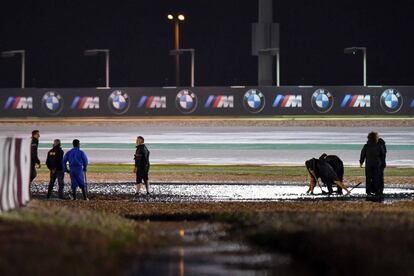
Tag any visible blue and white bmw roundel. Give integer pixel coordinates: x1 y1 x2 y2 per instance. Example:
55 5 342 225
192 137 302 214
311 89 334 113
315 93 329 109
175 90 198 114
243 89 265 113
108 90 130 115
42 91 63 115
380 89 403 113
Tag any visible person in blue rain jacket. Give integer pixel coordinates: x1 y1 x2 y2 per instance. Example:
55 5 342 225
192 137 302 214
63 139 89 200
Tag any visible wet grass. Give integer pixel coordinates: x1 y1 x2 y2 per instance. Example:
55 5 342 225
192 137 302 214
38 164 414 177
0 204 136 252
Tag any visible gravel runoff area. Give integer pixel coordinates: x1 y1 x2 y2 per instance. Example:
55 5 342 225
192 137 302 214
33 171 414 186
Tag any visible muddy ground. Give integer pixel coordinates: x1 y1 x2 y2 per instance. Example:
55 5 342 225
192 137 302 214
2 191 414 275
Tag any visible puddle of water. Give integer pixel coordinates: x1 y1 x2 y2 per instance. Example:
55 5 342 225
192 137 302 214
124 222 291 276
32 183 414 203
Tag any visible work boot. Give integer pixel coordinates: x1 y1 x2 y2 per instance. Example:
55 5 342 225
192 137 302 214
46 185 53 199
58 187 65 200
81 187 89 201
72 188 77 200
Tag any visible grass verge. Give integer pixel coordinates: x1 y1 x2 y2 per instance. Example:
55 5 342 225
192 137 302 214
0 204 137 252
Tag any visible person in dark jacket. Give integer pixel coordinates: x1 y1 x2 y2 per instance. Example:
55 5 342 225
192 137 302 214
30 130 41 183
305 157 350 195
360 132 386 196
319 153 345 194
46 139 65 199
134 136 150 195
63 139 89 200
378 138 387 195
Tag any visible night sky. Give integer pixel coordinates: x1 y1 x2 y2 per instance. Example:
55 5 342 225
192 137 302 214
0 0 413 88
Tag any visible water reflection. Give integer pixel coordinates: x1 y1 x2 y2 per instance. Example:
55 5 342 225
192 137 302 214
124 222 290 276
32 183 414 203
179 247 184 276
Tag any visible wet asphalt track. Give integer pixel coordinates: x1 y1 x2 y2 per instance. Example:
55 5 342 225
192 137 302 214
31 183 414 203
1 124 413 166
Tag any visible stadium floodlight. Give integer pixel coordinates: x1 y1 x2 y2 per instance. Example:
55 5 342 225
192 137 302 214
84 49 110 89
169 48 195 87
1 50 26 88
344 46 367 86
167 13 186 86
259 48 280 87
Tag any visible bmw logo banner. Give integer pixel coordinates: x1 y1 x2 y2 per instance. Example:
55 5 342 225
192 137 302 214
0 87 413 117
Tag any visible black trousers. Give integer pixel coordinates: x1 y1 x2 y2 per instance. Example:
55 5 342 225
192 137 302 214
325 181 334 194
30 164 37 183
324 182 342 194
365 165 380 195
378 167 385 195
47 170 65 198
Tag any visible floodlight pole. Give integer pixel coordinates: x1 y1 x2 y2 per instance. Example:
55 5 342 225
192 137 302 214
169 48 195 87
259 48 280 87
344 46 367 86
363 48 367 87
190 49 195 87
21 51 25 89
276 49 280 87
105 50 110 89
175 21 180 87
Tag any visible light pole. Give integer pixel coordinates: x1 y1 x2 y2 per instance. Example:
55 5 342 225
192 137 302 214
169 48 195 87
167 13 185 86
344 47 367 86
84 49 110 88
1 50 26 88
259 48 280 87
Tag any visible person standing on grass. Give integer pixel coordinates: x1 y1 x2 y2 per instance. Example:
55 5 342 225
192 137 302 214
46 139 65 199
134 136 150 195
63 139 89 200
359 132 386 196
30 130 41 183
